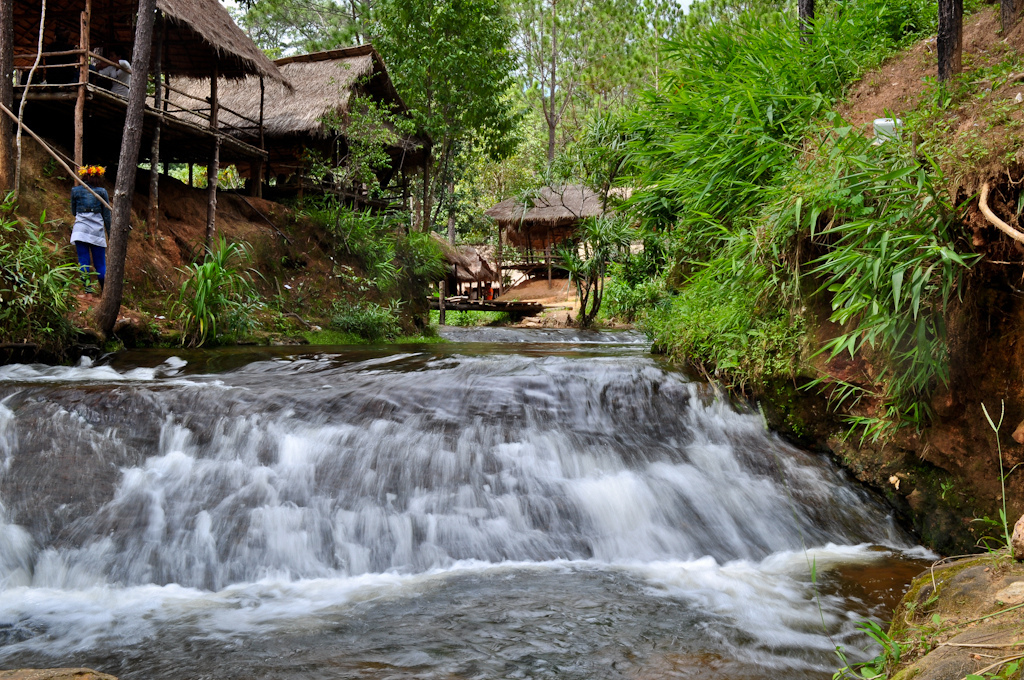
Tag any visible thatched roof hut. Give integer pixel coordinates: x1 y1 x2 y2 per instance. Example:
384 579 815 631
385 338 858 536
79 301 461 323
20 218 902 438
12 0 287 83
432 234 497 284
485 185 605 250
167 44 426 184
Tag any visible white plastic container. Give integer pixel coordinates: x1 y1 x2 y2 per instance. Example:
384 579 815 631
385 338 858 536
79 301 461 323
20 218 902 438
873 118 902 143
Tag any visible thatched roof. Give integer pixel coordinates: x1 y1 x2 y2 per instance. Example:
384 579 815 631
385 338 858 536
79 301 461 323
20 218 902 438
432 234 497 283
168 44 412 140
12 0 287 83
485 185 605 229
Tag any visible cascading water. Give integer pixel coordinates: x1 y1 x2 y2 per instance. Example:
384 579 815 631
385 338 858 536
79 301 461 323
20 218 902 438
0 331 929 679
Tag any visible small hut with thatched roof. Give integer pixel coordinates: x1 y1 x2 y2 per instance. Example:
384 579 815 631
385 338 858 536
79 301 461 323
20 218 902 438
167 44 427 206
485 185 604 253
431 234 498 298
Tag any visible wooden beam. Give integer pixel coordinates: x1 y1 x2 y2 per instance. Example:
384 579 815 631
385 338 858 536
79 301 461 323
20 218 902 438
74 0 90 167
938 0 963 82
205 64 219 249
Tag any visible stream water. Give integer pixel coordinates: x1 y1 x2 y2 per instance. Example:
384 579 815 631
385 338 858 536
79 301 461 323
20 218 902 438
0 329 930 679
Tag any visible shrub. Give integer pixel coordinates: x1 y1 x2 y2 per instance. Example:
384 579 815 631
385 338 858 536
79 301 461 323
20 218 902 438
174 238 258 347
0 194 77 348
329 300 402 342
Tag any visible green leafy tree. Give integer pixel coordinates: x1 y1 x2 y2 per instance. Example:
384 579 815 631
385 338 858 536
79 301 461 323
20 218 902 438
234 0 368 56
371 0 521 231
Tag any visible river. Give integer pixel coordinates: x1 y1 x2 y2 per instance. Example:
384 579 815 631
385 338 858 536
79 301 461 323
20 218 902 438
0 329 930 679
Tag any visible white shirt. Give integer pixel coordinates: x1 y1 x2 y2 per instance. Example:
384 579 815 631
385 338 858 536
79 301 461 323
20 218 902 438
99 60 131 96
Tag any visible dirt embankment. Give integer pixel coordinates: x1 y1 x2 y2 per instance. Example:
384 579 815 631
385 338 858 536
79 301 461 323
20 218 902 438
762 9 1024 557
9 136 381 350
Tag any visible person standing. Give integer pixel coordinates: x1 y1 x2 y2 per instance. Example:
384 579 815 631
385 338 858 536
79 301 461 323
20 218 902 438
71 165 111 293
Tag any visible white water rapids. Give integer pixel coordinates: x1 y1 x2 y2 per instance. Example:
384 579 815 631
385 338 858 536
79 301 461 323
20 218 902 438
0 331 929 679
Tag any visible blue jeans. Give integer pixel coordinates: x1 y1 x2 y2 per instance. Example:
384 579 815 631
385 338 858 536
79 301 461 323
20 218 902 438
74 242 106 287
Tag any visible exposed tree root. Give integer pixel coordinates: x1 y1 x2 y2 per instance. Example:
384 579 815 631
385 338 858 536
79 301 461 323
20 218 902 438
979 182 1024 245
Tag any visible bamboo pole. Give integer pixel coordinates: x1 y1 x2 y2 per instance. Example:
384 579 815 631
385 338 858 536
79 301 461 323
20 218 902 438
74 0 90 167
205 64 219 249
0 101 110 209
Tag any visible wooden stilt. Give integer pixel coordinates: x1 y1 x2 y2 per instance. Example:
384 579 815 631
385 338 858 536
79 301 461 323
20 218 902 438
439 281 446 325
496 223 503 296
250 75 264 198
74 0 91 167
188 162 193 187
546 244 552 287
147 12 164 233
205 65 219 249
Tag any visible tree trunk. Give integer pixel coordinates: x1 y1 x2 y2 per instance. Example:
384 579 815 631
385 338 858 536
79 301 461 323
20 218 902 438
938 0 963 82
1003 0 1020 32
147 12 164 233
446 179 455 244
421 145 431 232
546 0 557 166
0 0 13 194
798 0 814 43
205 65 219 249
95 0 157 336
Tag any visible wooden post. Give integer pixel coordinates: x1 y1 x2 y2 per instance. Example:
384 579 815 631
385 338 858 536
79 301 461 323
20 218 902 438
496 222 503 296
1002 0 1020 32
74 0 91 167
147 12 164 233
188 162 193 187
0 0 14 193
798 0 814 43
438 280 446 325
250 75 264 198
205 65 219 249
938 0 963 82
546 244 552 287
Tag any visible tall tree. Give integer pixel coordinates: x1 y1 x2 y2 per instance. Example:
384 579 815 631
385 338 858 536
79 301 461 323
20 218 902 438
0 0 13 194
372 0 519 231
511 0 682 166
234 0 367 56
937 0 962 81
95 0 157 336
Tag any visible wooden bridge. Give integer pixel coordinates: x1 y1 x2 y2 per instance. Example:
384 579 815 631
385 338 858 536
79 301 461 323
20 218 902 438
429 298 544 317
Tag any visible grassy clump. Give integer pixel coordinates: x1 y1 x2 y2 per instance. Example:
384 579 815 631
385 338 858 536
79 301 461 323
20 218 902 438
174 238 259 347
0 194 78 349
328 300 403 342
623 0 975 431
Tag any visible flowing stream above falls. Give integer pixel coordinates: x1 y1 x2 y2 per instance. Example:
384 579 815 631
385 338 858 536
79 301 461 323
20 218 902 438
0 329 931 679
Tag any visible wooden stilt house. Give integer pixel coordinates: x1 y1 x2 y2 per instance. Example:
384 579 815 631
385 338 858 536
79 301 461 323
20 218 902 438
11 0 289 232
167 44 427 208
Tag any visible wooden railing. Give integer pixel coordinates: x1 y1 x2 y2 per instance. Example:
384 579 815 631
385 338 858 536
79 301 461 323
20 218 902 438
13 49 265 143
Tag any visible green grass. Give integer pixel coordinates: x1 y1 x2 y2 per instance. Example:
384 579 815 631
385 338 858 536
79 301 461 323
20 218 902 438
430 309 512 326
303 328 446 345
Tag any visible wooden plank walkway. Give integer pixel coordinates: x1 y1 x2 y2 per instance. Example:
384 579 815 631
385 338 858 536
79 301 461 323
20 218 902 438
429 299 544 316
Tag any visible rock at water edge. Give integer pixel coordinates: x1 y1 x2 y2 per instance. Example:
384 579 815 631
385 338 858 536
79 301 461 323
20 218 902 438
0 671 117 680
1013 513 1024 561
